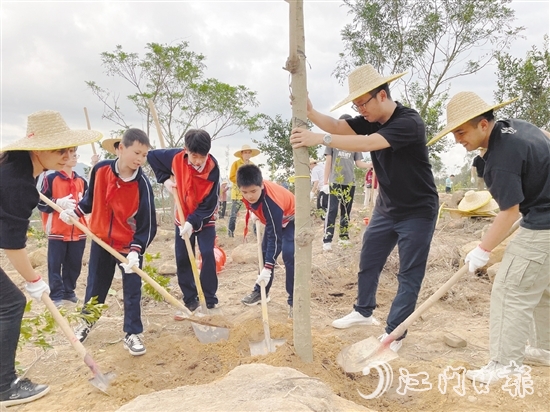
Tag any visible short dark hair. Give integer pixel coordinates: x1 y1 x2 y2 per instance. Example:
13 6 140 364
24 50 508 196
373 83 391 99
339 114 352 120
184 129 211 156
121 128 151 148
450 174 455 177
113 141 120 150
468 110 495 128
237 164 263 188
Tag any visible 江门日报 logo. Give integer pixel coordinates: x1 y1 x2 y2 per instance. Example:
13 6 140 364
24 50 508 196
358 361 534 399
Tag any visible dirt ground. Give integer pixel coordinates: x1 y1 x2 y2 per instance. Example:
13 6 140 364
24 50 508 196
2 195 549 412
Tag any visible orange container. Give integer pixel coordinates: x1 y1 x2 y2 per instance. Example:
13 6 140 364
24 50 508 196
363 217 370 225
197 237 227 275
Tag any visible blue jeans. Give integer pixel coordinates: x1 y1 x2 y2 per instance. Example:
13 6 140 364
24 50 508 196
84 241 143 335
175 224 218 307
0 267 26 392
354 210 436 337
47 239 86 301
252 220 295 305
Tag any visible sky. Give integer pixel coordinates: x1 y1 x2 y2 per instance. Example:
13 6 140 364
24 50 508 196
1 0 549 179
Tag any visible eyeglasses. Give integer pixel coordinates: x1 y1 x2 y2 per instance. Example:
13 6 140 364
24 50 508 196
351 93 376 112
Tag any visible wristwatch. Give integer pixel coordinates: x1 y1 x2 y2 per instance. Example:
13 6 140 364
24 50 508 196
323 133 332 145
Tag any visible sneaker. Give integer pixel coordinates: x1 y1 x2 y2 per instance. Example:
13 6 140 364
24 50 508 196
63 296 79 303
338 239 352 246
53 300 64 308
524 346 550 366
0 378 50 407
74 322 91 343
241 290 270 306
123 334 146 356
331 310 380 329
465 360 516 385
322 243 332 252
185 299 200 313
378 333 403 353
228 230 234 238
206 302 217 309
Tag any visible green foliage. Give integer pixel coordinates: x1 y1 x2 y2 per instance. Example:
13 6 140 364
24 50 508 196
27 226 47 248
141 252 171 301
336 0 523 157
86 42 265 146
494 35 550 129
253 114 319 181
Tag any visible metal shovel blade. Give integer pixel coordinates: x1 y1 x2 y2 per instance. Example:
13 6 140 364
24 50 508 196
249 338 286 356
89 371 116 394
337 336 399 373
190 322 230 344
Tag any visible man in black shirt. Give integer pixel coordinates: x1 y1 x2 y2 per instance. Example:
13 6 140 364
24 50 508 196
290 64 438 352
429 91 550 384
471 148 486 190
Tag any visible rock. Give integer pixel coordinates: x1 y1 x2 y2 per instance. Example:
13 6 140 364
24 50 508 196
117 364 373 412
460 236 513 268
468 396 477 402
158 263 177 276
486 262 500 283
231 243 259 264
28 248 47 268
450 190 465 208
443 333 467 348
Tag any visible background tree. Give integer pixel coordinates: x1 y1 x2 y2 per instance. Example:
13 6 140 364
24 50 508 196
335 0 523 160
86 42 265 146
494 35 550 129
252 114 318 181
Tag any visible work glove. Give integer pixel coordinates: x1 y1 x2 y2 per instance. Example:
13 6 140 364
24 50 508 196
55 194 76 210
256 268 272 286
310 191 315 201
179 222 193 239
59 209 78 225
464 245 490 273
321 184 329 194
471 177 476 184
163 179 176 194
121 251 140 274
25 277 50 300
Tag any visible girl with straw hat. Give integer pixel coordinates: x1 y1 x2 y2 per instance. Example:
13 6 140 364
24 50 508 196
0 110 101 407
432 91 550 384
290 64 439 352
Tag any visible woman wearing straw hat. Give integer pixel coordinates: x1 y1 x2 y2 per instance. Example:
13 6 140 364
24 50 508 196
0 110 101 407
290 64 439 352
429 92 550 384
227 144 260 237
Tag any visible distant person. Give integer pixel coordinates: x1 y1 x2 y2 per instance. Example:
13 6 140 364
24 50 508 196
430 91 550 384
445 174 454 193
228 144 260 237
471 148 487 190
238 164 295 318
0 110 100 407
219 179 229 219
38 147 88 307
309 158 327 218
364 166 374 206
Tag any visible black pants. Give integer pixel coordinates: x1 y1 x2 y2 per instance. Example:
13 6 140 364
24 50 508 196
0 267 26 392
47 239 86 301
324 184 355 243
317 191 328 218
218 201 227 219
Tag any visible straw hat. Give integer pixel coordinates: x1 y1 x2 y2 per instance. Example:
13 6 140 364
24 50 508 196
101 137 122 155
427 92 518 146
1 110 102 151
475 198 499 213
458 190 492 212
331 64 407 112
234 144 260 158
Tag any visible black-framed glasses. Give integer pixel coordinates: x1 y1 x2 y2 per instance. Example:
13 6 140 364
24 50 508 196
351 93 376 112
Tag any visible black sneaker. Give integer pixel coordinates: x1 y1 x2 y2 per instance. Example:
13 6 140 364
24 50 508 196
185 299 200 312
241 290 270 306
228 230 234 238
0 378 50 407
63 296 79 303
206 303 217 309
74 322 91 343
123 334 146 356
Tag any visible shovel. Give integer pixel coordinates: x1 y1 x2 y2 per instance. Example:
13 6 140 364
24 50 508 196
41 294 114 393
39 193 229 343
337 218 522 373
249 220 286 356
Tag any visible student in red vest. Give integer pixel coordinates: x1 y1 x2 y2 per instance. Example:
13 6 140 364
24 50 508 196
38 147 87 307
147 129 221 314
237 164 295 317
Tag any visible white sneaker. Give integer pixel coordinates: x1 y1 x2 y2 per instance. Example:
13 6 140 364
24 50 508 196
123 334 146 356
524 346 550 366
378 333 403 352
338 239 352 246
465 360 516 385
331 310 380 329
323 243 332 252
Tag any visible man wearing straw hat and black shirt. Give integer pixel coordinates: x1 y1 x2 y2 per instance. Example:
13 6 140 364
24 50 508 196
0 110 101 406
429 92 550 384
290 64 438 352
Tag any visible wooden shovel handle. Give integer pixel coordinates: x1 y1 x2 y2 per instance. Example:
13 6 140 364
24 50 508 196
83 107 97 156
256 220 273 352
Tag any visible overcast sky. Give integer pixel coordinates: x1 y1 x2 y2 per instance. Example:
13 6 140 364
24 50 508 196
1 0 549 178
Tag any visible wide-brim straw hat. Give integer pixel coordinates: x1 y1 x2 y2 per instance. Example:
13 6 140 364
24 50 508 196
458 190 492 212
101 138 122 155
331 64 407 112
475 198 499 213
234 144 260 158
1 110 102 152
427 92 518 146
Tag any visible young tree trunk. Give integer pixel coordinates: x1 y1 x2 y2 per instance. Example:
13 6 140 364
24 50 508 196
285 0 313 363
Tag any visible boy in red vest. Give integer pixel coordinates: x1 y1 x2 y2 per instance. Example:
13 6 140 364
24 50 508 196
38 147 87 307
60 128 157 356
238 164 295 317
147 129 220 314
